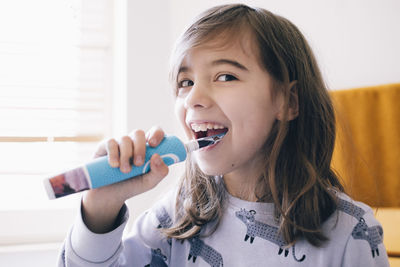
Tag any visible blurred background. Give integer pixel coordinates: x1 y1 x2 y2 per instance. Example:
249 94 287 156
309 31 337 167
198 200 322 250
0 0 399 265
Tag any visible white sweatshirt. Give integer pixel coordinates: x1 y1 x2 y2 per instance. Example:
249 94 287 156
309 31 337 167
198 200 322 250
58 189 389 266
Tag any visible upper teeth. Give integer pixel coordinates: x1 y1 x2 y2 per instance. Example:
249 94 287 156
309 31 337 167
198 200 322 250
191 123 225 132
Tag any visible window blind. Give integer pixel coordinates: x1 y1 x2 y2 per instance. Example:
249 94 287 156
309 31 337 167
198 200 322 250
0 0 112 210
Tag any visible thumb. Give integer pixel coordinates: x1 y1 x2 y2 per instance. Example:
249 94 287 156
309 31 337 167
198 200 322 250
137 154 169 192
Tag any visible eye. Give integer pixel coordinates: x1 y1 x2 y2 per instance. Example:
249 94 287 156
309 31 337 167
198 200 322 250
176 79 193 97
178 79 194 88
216 74 237 82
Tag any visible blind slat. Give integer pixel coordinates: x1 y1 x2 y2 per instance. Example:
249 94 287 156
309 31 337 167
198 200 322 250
0 0 110 143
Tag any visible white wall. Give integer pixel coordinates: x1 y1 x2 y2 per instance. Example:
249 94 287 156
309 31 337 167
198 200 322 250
126 0 177 134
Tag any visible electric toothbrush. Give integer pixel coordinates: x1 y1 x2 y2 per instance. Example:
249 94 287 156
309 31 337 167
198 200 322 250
43 134 225 199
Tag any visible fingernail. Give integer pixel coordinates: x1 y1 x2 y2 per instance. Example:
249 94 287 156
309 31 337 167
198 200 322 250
110 158 119 168
135 155 143 166
150 138 157 146
154 156 162 167
122 163 131 172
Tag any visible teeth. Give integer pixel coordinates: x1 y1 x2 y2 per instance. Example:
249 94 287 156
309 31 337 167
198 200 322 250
191 123 225 132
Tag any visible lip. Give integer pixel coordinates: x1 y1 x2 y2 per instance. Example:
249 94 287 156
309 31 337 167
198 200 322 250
198 138 223 152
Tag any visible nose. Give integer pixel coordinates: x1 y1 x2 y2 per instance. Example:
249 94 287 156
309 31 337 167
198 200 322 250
184 81 213 110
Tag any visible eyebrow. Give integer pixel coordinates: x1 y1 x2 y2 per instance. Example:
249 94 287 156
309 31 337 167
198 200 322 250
211 59 249 71
178 58 249 75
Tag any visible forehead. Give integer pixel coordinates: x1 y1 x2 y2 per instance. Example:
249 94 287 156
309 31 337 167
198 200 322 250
179 30 261 70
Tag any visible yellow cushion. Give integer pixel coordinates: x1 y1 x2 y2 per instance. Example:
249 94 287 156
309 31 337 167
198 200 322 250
389 257 400 267
374 208 400 257
331 83 400 207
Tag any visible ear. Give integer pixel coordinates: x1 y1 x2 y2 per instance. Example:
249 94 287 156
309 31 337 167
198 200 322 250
276 81 299 121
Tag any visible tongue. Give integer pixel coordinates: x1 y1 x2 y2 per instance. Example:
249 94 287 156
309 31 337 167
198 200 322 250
206 128 228 137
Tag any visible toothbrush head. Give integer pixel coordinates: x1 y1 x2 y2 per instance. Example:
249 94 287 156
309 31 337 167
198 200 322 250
185 133 226 153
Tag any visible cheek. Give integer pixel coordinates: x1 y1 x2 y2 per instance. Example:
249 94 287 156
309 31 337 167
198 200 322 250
174 99 191 136
226 92 277 127
227 96 278 154
174 100 184 123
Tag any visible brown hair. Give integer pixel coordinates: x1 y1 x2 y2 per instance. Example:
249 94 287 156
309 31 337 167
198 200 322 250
165 4 344 247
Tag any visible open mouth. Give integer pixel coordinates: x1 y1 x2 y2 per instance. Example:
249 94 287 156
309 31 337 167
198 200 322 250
191 123 229 139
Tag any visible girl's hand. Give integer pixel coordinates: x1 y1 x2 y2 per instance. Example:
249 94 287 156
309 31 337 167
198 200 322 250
82 126 169 233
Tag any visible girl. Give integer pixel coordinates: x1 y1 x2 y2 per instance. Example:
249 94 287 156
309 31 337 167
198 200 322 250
59 4 389 266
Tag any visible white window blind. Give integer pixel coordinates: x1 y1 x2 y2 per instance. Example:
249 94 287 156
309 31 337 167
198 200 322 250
0 0 112 211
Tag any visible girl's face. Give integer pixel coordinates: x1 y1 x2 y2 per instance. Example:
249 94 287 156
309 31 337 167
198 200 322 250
175 36 283 182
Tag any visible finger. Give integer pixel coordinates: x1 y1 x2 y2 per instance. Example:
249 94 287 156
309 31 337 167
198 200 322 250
113 153 169 200
93 140 108 158
146 126 165 147
140 154 169 190
105 139 120 168
130 129 146 166
119 135 133 173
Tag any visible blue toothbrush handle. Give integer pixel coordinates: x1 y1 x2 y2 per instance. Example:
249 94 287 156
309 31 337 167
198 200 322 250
86 136 187 189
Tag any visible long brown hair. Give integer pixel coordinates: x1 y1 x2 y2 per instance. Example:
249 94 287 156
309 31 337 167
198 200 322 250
165 4 344 247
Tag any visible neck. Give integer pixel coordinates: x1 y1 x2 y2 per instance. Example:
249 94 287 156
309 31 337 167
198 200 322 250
223 178 258 201
222 156 270 202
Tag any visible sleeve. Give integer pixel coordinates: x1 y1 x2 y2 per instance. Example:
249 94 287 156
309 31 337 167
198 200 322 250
58 192 175 267
341 208 390 267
